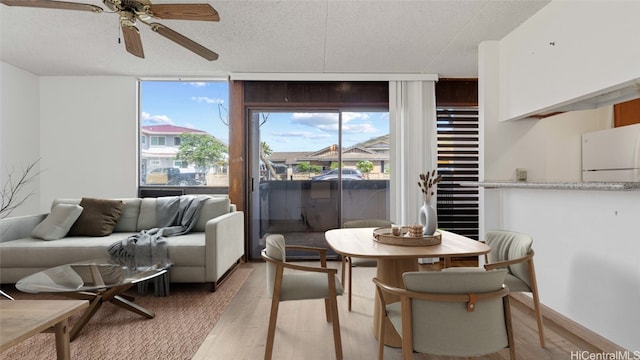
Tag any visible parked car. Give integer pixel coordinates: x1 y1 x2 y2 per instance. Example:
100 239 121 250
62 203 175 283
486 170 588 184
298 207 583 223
311 168 365 181
145 167 204 186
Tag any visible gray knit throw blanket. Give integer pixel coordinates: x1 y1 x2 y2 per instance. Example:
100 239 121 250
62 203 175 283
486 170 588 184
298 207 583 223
108 195 210 270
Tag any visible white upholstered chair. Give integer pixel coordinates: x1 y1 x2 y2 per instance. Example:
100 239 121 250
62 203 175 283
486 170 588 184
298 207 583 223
342 219 393 311
373 268 515 360
261 234 344 360
483 230 545 347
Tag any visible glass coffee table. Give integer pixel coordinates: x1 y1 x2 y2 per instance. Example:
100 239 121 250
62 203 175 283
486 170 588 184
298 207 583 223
16 259 170 341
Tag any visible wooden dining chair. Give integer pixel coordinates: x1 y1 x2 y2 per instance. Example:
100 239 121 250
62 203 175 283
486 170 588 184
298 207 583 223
261 234 344 360
342 219 393 311
373 268 515 360
483 230 545 347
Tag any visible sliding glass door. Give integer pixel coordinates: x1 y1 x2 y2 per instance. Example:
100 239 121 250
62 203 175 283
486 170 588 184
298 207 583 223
248 109 390 260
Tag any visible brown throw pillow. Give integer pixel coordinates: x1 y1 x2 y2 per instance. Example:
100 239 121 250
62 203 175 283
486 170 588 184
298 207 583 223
68 197 125 237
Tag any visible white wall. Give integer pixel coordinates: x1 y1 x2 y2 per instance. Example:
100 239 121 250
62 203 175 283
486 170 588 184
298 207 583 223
38 76 138 209
488 188 640 351
479 41 611 184
499 1 640 121
0 62 41 216
480 2 640 351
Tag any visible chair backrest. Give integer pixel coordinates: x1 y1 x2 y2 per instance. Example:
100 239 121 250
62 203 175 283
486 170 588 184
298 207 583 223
402 269 509 357
264 234 286 298
485 230 533 287
343 219 392 228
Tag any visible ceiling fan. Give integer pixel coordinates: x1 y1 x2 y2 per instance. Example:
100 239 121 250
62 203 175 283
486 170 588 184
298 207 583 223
0 0 219 60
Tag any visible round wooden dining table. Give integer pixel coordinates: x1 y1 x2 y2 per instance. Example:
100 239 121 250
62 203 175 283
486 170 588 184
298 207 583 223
325 227 491 347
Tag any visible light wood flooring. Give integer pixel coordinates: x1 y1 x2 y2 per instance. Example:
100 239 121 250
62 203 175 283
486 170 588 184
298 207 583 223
193 261 626 360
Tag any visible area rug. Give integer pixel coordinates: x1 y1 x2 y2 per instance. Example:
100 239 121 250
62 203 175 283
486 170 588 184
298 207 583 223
1 266 252 360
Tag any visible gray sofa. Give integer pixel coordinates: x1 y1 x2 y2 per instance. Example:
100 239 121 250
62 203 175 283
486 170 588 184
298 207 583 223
0 195 245 291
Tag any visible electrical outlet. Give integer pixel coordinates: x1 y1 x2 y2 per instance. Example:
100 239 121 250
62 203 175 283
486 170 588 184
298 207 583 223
516 168 527 182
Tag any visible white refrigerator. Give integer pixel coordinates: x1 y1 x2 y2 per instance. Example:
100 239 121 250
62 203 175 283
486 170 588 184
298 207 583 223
582 123 640 182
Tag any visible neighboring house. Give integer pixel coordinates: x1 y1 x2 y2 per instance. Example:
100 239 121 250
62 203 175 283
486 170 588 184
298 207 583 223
268 136 390 176
140 124 207 176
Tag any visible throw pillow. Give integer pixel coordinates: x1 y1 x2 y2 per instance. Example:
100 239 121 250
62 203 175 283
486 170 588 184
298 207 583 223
31 203 84 240
67 197 125 237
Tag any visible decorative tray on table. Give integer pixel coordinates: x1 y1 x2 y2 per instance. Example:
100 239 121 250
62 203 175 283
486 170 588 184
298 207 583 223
372 227 442 246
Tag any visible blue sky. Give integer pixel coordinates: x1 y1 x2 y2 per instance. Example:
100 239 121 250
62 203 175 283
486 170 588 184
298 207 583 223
140 81 389 152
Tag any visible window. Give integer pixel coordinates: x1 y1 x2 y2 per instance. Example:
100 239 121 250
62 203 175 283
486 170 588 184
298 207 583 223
139 80 230 190
150 136 166 146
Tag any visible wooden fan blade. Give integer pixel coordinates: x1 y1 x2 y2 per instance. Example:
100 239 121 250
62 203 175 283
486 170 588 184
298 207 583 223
150 23 218 61
0 0 102 12
122 24 144 58
148 4 219 21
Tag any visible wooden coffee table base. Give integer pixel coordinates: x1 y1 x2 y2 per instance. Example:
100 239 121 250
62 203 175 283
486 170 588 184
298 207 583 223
60 282 156 341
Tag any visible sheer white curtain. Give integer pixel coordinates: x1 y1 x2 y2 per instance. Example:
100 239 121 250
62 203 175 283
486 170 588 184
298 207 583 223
389 80 438 226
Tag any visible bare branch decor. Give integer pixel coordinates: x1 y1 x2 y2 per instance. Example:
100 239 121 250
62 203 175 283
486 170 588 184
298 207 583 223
1 159 41 218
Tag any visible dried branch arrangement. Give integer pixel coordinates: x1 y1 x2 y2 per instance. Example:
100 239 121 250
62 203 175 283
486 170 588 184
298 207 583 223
418 169 442 203
1 159 41 218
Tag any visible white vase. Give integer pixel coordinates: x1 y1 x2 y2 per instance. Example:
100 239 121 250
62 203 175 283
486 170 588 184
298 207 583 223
418 199 437 236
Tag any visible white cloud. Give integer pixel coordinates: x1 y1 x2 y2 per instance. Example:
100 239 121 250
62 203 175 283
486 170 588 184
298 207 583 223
192 96 224 104
189 82 207 88
291 113 339 131
342 123 377 134
141 111 174 125
343 112 370 123
290 112 377 133
272 130 330 139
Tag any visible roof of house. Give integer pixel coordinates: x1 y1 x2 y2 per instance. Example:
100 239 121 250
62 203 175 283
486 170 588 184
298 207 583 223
269 143 389 165
141 125 207 135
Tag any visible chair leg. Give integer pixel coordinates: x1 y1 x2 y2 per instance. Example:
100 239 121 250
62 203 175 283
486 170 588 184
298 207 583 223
504 295 516 360
341 256 347 285
329 295 343 359
348 259 353 312
323 298 332 322
529 260 545 347
377 303 386 360
400 297 413 360
264 297 280 360
532 288 545 347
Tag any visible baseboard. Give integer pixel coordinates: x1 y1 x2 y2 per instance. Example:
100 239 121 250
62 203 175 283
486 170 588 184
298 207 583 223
509 293 628 353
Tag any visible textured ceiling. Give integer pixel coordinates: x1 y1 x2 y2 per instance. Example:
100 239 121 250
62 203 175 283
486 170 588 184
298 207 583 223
0 0 550 77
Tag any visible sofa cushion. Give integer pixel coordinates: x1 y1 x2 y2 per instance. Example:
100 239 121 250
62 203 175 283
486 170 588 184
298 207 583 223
68 198 125 237
194 197 230 232
31 204 84 240
113 198 141 232
137 198 158 231
0 234 137 268
0 232 205 268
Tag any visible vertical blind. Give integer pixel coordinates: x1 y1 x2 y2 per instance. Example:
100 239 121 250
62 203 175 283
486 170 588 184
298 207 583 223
436 107 479 240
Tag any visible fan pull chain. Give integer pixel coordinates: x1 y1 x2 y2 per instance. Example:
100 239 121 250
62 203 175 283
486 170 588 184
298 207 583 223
117 21 122 44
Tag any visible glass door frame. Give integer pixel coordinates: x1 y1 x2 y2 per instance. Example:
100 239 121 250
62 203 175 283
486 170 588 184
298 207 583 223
247 108 344 260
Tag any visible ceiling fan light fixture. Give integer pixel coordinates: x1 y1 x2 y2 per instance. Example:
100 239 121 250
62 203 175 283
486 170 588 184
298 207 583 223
103 0 119 12
137 10 152 21
119 10 136 26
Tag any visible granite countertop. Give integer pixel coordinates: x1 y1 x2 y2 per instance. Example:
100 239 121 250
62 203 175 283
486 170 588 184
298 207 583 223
459 181 640 191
